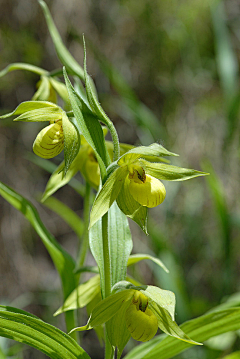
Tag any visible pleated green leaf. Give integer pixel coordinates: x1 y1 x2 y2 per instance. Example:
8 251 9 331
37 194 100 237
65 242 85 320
140 159 208 181
0 306 90 359
54 275 100 316
127 254 169 274
89 202 133 298
63 68 110 179
0 181 76 300
124 307 240 359
89 167 127 228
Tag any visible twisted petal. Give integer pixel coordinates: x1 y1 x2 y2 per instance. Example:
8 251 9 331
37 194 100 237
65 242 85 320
128 174 166 208
33 121 64 159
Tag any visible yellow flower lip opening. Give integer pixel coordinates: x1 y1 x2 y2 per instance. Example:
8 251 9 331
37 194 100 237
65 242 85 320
128 171 166 208
125 292 158 342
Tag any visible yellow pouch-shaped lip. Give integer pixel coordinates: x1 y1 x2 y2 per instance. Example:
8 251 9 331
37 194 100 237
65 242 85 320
128 174 166 208
33 121 64 159
125 303 158 342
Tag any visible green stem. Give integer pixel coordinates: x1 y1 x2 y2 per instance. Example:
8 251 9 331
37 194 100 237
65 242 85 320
77 182 91 271
107 121 120 162
65 311 77 341
102 212 111 299
102 212 114 358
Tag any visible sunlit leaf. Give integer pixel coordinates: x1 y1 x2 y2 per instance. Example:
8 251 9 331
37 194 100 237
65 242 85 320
0 306 90 359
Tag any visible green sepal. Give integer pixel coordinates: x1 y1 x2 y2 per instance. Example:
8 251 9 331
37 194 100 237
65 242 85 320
32 75 52 102
0 101 61 121
61 113 80 176
141 286 176 321
41 160 79 202
118 143 178 167
148 301 201 345
116 176 148 234
106 300 131 358
89 167 128 228
54 275 100 316
140 159 209 181
0 62 48 77
69 289 135 334
128 254 169 273
49 77 70 105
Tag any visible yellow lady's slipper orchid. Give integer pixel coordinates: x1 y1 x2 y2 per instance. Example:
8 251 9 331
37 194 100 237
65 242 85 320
90 143 208 231
125 291 158 342
33 120 64 159
128 166 166 208
69 282 201 357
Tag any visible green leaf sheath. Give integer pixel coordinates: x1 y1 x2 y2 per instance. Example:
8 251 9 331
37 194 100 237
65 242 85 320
0 306 90 359
89 167 127 228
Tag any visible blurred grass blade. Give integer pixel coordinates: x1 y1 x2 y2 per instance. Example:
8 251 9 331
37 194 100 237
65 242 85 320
202 160 232 295
0 181 76 300
41 196 84 240
0 306 90 359
124 307 240 359
211 1 240 140
211 1 238 103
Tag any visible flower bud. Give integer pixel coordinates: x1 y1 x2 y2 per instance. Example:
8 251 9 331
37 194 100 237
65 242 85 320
125 301 158 342
33 121 64 159
128 174 166 208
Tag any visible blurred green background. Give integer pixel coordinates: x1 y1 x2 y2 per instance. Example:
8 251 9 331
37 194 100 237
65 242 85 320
0 0 240 358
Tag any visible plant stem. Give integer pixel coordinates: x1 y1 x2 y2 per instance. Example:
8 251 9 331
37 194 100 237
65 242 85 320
107 121 120 162
77 182 91 271
102 212 111 299
102 212 114 359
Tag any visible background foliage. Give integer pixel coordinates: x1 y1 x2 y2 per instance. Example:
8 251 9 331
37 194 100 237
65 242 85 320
0 0 240 358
